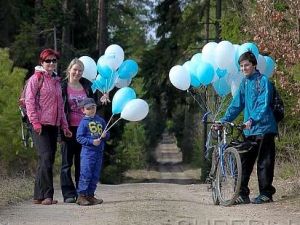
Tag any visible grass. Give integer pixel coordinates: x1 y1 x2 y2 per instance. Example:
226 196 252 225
0 175 34 208
0 162 299 209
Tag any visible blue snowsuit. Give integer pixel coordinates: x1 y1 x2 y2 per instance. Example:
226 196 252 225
221 70 278 198
76 115 109 196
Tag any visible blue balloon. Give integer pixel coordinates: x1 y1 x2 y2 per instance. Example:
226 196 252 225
117 59 139 79
91 82 98 93
97 64 113 79
264 56 275 78
212 77 231 97
112 87 136 114
238 42 259 61
196 61 214 85
216 68 227 78
191 53 202 64
95 73 115 93
183 61 201 88
97 55 114 79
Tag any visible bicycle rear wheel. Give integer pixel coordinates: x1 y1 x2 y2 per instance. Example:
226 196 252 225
216 147 242 206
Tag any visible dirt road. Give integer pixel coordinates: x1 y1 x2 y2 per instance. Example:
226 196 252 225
0 182 300 225
1 133 299 225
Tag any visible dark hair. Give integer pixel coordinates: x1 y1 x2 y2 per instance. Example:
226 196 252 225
39 48 60 64
238 51 257 66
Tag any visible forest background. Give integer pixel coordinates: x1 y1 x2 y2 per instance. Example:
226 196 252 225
0 0 299 186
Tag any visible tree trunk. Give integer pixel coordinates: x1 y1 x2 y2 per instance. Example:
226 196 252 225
35 0 43 47
61 0 71 58
97 0 108 55
85 0 90 17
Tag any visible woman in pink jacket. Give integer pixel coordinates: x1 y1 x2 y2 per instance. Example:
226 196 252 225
25 48 72 205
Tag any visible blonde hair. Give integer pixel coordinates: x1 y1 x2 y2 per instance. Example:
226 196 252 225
66 58 84 79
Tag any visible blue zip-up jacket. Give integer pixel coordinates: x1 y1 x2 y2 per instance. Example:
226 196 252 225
76 115 110 151
221 70 277 136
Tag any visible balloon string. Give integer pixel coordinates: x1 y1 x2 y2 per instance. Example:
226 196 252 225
187 90 207 112
213 97 226 120
104 117 122 133
103 114 114 133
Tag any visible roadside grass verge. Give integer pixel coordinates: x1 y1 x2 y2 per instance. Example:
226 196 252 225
0 175 34 208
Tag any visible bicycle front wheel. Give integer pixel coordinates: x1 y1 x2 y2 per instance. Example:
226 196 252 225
216 147 242 206
210 148 219 205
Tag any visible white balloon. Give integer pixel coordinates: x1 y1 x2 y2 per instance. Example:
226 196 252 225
257 54 266 74
97 55 115 72
202 42 217 64
121 99 149 122
104 44 124 70
230 73 244 97
231 80 240 97
115 77 132 88
169 65 190 91
79 56 97 81
215 41 235 69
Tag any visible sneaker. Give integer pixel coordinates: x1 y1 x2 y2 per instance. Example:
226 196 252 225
64 197 76 203
76 195 92 206
87 196 103 205
251 194 273 204
234 195 250 205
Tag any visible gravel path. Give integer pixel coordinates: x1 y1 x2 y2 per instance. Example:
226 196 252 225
1 133 299 225
0 182 300 225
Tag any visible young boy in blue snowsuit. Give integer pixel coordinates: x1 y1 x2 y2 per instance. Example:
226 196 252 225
76 97 110 206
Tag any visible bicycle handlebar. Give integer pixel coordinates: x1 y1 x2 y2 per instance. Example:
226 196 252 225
209 121 246 133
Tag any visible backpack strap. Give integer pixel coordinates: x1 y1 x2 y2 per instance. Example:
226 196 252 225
36 73 44 97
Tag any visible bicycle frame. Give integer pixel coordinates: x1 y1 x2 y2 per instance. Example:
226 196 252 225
216 124 231 178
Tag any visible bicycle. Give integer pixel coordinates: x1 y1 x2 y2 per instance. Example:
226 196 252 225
19 106 34 148
203 117 246 206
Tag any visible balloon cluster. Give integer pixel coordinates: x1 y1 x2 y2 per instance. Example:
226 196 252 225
169 41 276 97
79 44 139 104
102 87 149 133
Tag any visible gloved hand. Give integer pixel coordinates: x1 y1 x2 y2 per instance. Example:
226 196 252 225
33 123 42 135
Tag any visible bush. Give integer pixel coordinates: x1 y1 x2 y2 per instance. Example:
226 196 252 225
0 48 36 175
101 122 148 184
101 165 122 184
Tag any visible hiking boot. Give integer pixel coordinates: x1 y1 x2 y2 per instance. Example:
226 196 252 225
234 195 250 205
251 194 273 204
76 195 92 206
87 196 103 205
64 197 76 203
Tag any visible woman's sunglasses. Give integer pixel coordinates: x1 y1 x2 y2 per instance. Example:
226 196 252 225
44 59 57 64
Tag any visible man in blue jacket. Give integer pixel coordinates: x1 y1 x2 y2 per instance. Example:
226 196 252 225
76 98 110 206
221 51 277 204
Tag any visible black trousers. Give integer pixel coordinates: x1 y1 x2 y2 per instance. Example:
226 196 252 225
239 133 276 198
60 126 81 200
32 125 58 200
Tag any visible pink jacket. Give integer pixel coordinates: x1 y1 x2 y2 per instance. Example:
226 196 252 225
25 66 68 131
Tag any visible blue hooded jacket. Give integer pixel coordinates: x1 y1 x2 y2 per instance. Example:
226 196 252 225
76 115 110 151
221 70 277 136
